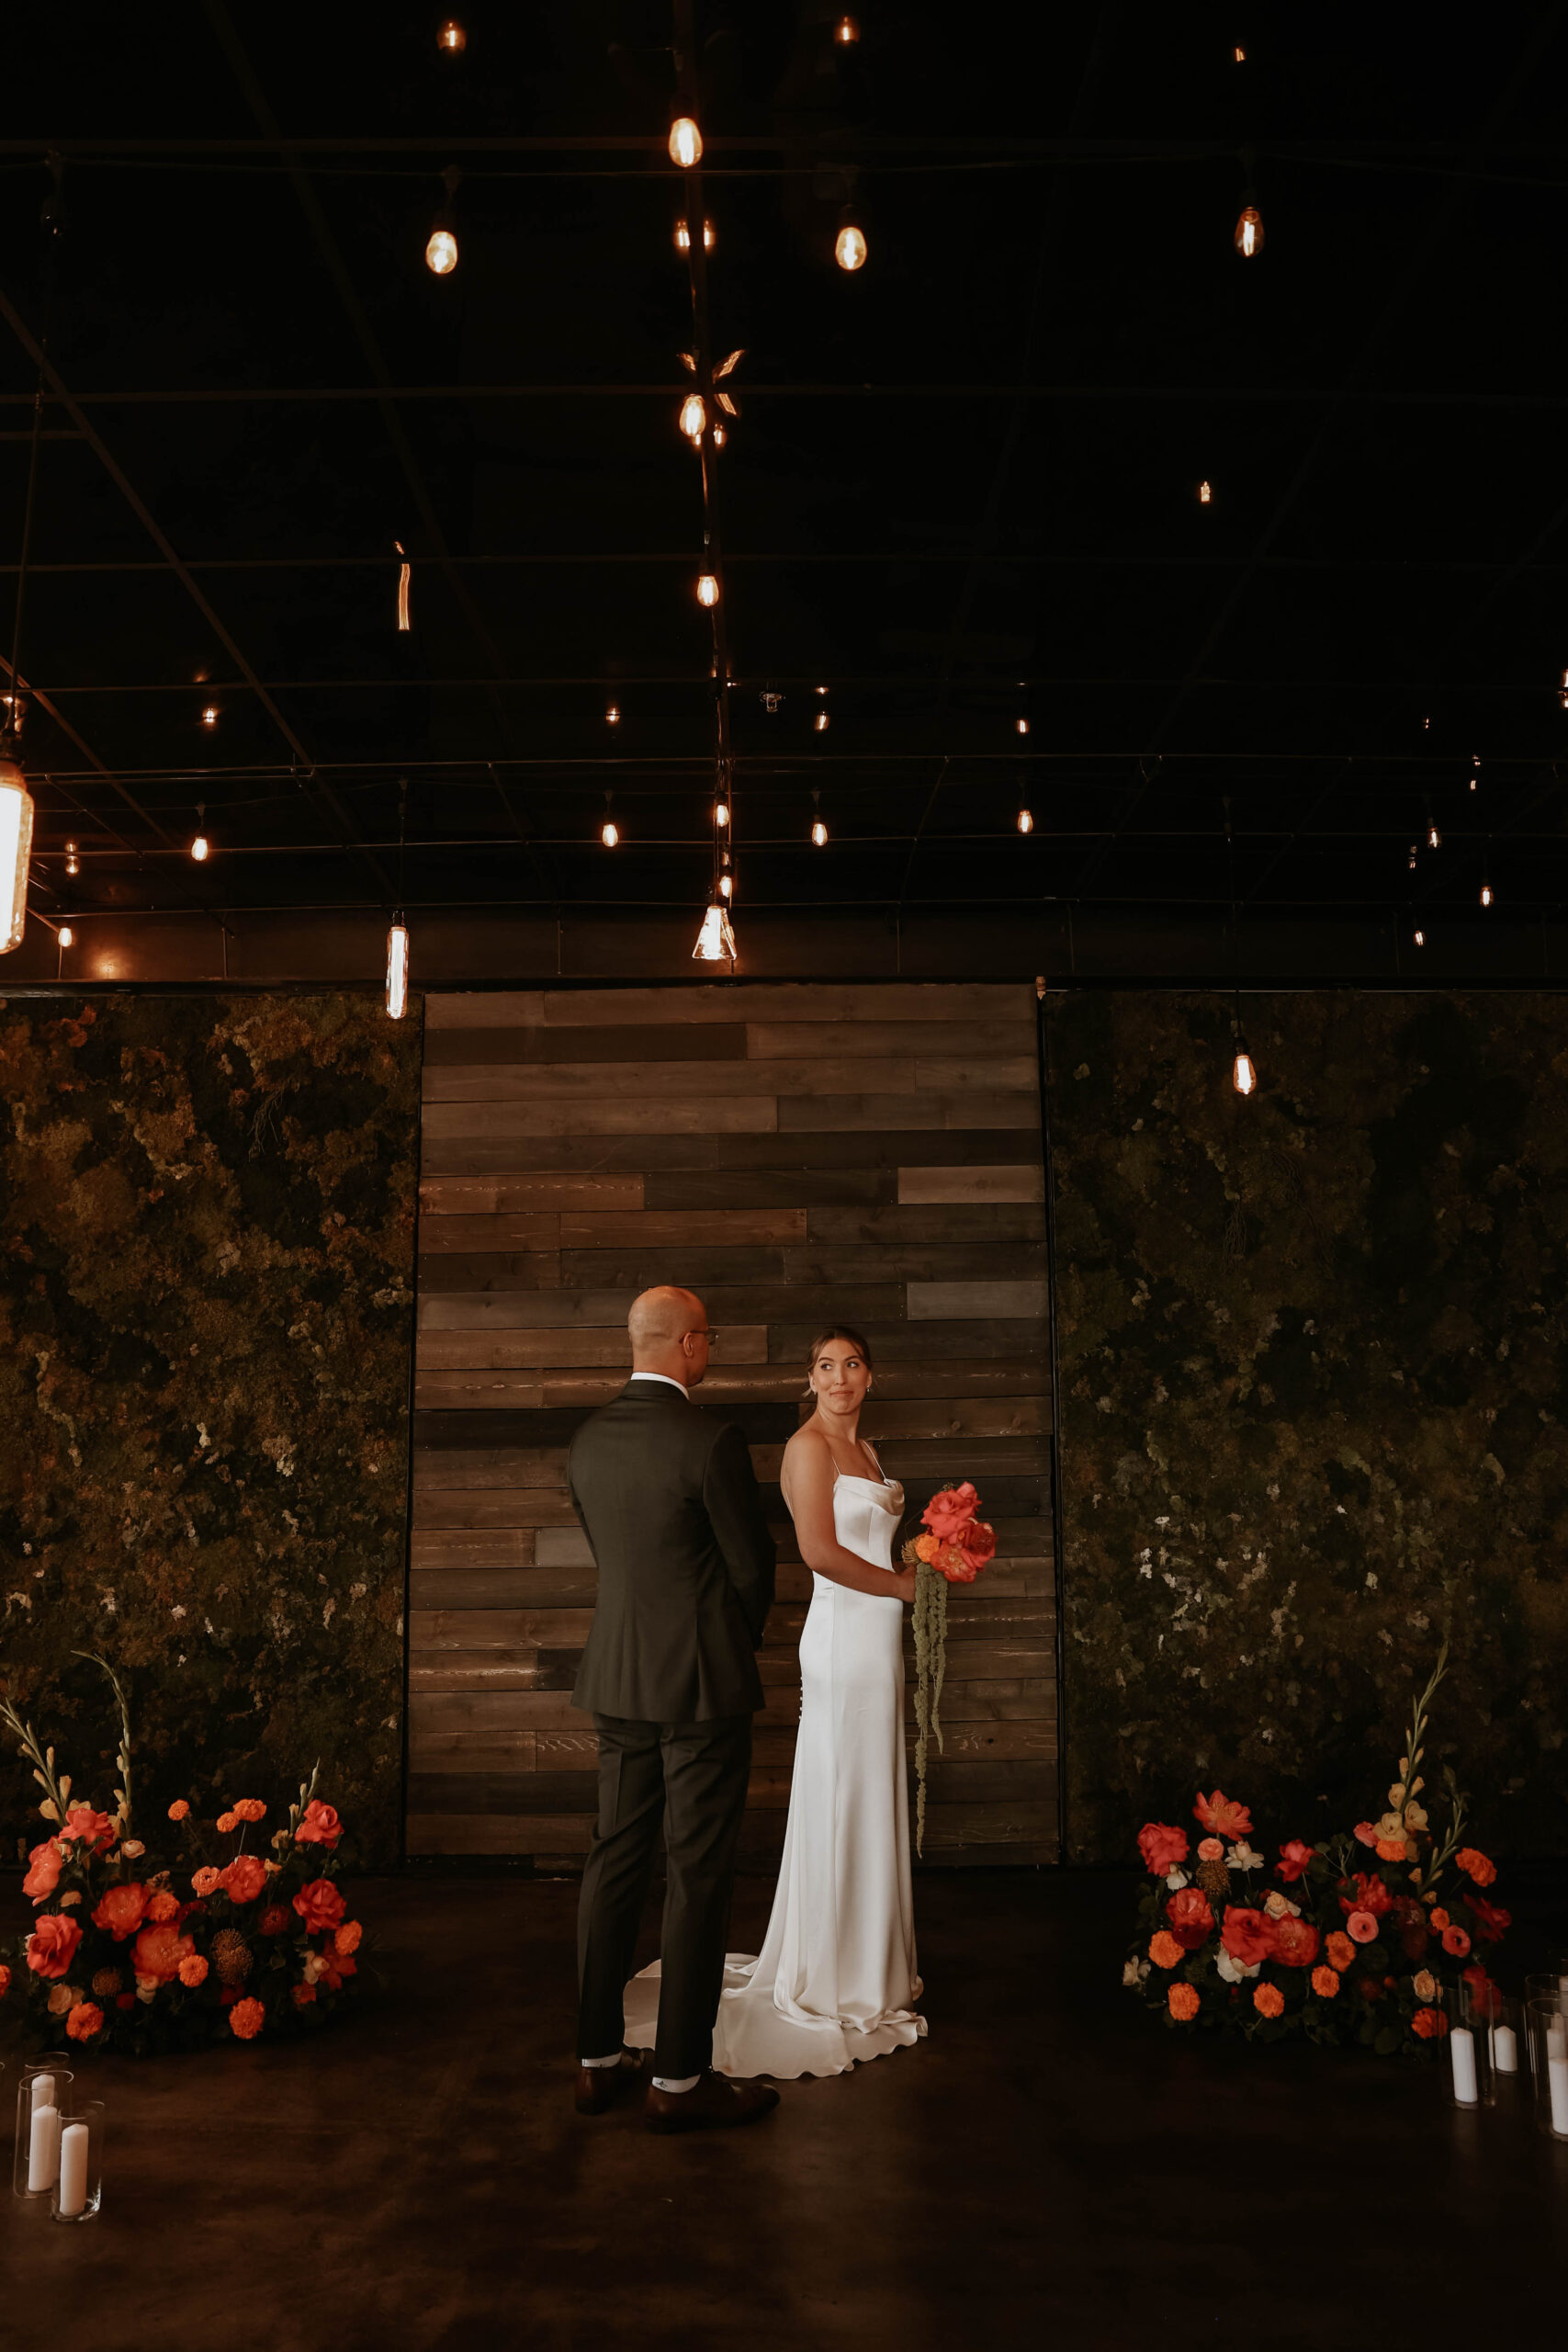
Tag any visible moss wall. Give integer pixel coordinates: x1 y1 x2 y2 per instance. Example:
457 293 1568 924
1052 990 1568 1864
0 995 420 1869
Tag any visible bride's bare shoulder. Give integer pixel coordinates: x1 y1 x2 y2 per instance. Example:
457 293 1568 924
782 1421 830 1482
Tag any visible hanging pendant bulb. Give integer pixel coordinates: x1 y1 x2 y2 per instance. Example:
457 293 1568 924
1427 821 1440 849
1232 1047 1257 1096
673 218 715 254
1016 716 1031 737
0 754 36 953
810 788 828 847
601 793 619 848
715 795 730 829
679 392 706 443
669 118 703 168
1234 204 1264 258
1413 927 1426 947
719 869 733 900
696 573 719 607
1480 879 1494 908
1017 803 1034 835
200 703 220 731
438 19 466 51
57 923 73 949
835 209 868 272
64 839 79 876
711 422 727 448
1197 479 1213 505
834 14 861 40
386 918 410 1019
425 221 457 275
693 902 737 962
605 700 621 727
395 541 412 632
1471 755 1481 789
190 804 210 864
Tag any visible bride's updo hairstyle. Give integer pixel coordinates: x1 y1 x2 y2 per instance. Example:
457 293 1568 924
802 1325 874 1402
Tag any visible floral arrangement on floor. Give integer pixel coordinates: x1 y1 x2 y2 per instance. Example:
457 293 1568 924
0 1655 367 2054
1122 1645 1510 2056
902 1481 997 1856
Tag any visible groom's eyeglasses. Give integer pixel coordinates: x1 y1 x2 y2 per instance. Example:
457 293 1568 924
683 1327 716 1343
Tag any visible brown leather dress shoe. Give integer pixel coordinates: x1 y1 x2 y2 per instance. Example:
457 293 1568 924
575 2052 642 2116
644 2069 780 2134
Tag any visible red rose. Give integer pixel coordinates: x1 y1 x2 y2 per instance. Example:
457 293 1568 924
258 1904 291 1938
1136 1823 1190 1877
293 1877 347 1935
1466 1894 1510 1945
25 1913 84 1981
131 1921 195 1985
22 1839 62 1902
921 1483 982 1544
947 1519 996 1582
1441 1924 1471 1959
1269 1914 1320 1969
1164 1885 1215 1951
1338 1871 1392 1919
295 1801 343 1849
1220 1906 1274 1969
58 1804 117 1853
220 1854 268 1905
1193 1791 1253 1839
91 1882 150 1942
1275 1839 1315 1883
1346 1908 1379 1944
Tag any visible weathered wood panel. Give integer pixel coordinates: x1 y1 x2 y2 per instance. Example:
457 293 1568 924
406 981 1056 1866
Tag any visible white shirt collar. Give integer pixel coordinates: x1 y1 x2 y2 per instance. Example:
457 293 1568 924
628 1370 688 1399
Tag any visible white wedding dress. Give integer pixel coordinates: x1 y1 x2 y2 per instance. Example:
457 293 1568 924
622 1470 926 2078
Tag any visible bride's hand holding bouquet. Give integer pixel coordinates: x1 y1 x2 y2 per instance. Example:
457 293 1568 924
901 1482 997 1855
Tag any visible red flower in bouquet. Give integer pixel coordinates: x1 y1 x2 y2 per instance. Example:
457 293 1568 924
1338 1871 1392 1919
58 1804 117 1852
229 1996 265 2041
1220 1907 1273 1969
131 1921 196 1985
1390 1896 1430 1963
1252 1983 1285 2018
1441 1924 1472 1958
1461 1962 1499 2013
26 1913 83 1980
21 1839 62 1902
296 1801 343 1849
1345 1909 1380 1945
1275 1839 1315 1883
946 1519 997 1583
1164 1886 1214 1951
259 1904 291 1938
1194 1791 1253 1839
1325 1930 1356 1971
91 1882 150 1942
1455 1848 1496 1887
1412 2007 1447 2040
1465 1893 1511 1944
1269 1915 1320 1971
178 1954 209 1987
146 1891 180 1924
293 1877 347 1935
220 1854 268 1905
0 1964 10 2000
1137 1823 1190 1876
1311 1965 1340 1998
1352 1821 1379 1847
232 1798 267 1824
921 1483 983 1544
66 2000 104 2042
334 1921 363 1956
316 1950 357 1992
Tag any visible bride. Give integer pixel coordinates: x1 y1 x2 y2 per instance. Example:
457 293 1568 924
624 1325 926 2077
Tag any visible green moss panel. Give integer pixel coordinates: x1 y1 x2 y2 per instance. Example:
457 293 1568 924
0 995 421 1869
1051 990 1568 1865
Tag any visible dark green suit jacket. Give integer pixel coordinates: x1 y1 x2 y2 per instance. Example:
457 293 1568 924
568 1376 776 1723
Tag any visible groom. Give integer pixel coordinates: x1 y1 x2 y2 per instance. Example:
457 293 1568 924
568 1283 780 2132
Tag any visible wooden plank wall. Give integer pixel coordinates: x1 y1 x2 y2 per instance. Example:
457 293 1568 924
407 982 1057 1868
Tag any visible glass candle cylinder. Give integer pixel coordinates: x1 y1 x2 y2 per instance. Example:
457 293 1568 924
1523 1976 1568 2084
1483 1991 1521 2079
51 2100 105 2222
1443 1980 1494 2107
1528 1999 1568 2141
14 2060 74 2199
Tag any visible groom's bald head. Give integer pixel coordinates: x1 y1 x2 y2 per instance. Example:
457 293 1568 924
629 1285 711 1385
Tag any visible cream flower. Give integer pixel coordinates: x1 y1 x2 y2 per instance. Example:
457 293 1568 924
1402 1803 1428 1833
1376 1810 1405 1841
1122 1957 1150 1987
1216 1948 1261 1984
1166 1868 1190 1891
1264 1891 1301 1919
1226 1841 1265 1871
1412 1969 1438 2004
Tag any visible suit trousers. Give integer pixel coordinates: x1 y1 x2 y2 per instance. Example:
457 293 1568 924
576 1710 753 2078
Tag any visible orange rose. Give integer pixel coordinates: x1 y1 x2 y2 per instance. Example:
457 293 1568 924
1325 1930 1355 1973
58 1804 116 1852
229 1996 265 2041
292 1981 318 2008
131 1921 195 1985
1311 1965 1340 1998
1253 1982 1285 2018
1148 1930 1183 1970
91 1882 150 1942
293 1877 346 1935
66 2000 105 2041
1456 1849 1496 1888
191 1867 221 1897
1411 2006 1447 2040
167 1799 191 1821
22 1838 63 1902
26 1914 84 1980
1168 1984 1201 2021
1196 1838 1224 1862
913 1533 939 1564
220 1854 268 1905
295 1801 343 1849
178 1954 209 1987
216 1810 239 1835
146 1890 180 1924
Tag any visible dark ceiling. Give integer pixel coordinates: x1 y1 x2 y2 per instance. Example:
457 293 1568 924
6 3 1568 984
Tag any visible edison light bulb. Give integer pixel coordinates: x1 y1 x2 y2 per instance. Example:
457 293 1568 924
719 867 733 899
1427 822 1440 848
1413 928 1426 947
715 797 729 828
1198 479 1213 504
1233 1049 1257 1096
1016 716 1030 736
438 20 466 51
64 839 79 876
835 15 860 40
815 711 829 733
712 422 726 447
696 573 719 607
601 819 619 848
58 923 73 948
1234 44 1246 62
426 225 457 275
1017 806 1033 835
0 755 35 952
673 220 714 253
200 704 219 729
190 830 209 863
1481 881 1494 907
1235 205 1264 258
605 701 620 726
835 220 867 271
679 392 706 441
386 921 409 1018
669 118 702 168
811 818 828 847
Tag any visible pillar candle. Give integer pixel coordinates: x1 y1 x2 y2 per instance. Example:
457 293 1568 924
28 2103 62 2194
1550 2053 1568 2136
29 2072 56 2113
1491 2022 1517 2074
57 2123 89 2219
1450 2024 1479 2104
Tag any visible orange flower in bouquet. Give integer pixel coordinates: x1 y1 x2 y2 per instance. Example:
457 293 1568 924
902 1479 996 1855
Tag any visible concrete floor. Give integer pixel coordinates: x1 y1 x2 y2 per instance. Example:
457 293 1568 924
4 1869 1566 2349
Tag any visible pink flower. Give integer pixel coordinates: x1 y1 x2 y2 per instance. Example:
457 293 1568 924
295 1801 343 1849
1136 1823 1190 1876
1346 1908 1380 1944
25 1914 84 1980
1197 1838 1224 1862
1352 1821 1379 1848
219 1854 268 1905
1441 1924 1472 1959
920 1483 982 1544
1275 1839 1315 1883
58 1805 116 1852
21 1839 62 1903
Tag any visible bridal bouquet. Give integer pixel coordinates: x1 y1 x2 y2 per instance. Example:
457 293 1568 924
901 1482 997 1856
0 1656 367 2055
1122 1646 1510 2058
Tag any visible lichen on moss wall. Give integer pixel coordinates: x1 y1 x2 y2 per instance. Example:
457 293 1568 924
0 994 420 1869
1051 990 1568 1865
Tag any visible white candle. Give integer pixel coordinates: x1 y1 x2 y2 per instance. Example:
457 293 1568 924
1550 2055 1568 2137
1450 2024 1479 2104
27 2103 62 2194
57 2123 89 2219
29 2072 55 2113
1492 2023 1518 2074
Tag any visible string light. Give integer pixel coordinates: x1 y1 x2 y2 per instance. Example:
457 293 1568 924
712 423 727 447
200 703 220 730
835 14 861 40
0 753 35 953
395 541 411 631
693 901 736 962
1408 842 1418 871
1234 44 1246 62
1471 754 1481 788
715 795 730 828
64 839 79 876
604 700 620 727
679 392 706 442
601 793 619 848
1197 479 1213 505
696 572 719 607
1234 204 1264 258
425 167 461 275
1560 666 1568 709
190 804 209 863
1427 815 1441 850
1017 801 1033 836
385 918 409 1018
1413 927 1426 947
1016 716 1030 737
57 923 73 948
674 219 715 254
810 789 828 848
438 20 466 51
1232 1047 1257 1095
669 118 703 168
1480 879 1494 908
835 210 868 271
719 861 733 900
